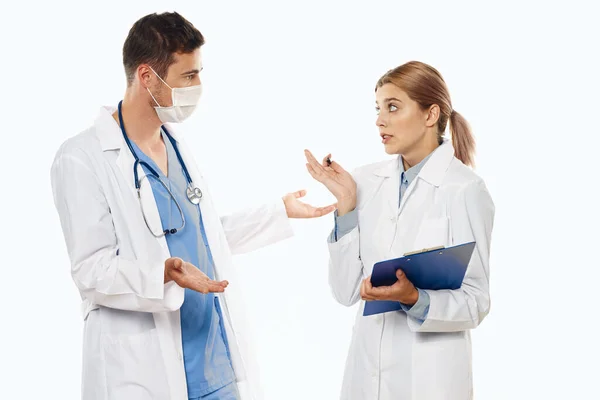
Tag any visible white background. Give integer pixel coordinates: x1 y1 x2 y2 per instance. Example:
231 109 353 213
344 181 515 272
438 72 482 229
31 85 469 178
1 0 599 399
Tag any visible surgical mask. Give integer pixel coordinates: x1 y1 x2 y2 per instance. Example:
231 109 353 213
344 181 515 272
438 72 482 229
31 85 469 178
147 67 202 123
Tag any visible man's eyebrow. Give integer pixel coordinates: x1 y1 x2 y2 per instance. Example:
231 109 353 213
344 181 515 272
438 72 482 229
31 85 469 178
180 68 202 75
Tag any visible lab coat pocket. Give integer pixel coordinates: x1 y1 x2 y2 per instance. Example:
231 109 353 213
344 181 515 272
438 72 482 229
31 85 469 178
411 217 450 252
102 328 169 400
412 332 471 399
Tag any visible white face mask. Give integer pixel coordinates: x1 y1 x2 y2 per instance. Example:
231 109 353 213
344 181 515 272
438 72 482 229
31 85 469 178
147 67 202 123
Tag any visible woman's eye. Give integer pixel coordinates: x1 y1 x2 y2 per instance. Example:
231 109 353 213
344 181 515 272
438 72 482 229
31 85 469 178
389 104 398 112
375 107 380 115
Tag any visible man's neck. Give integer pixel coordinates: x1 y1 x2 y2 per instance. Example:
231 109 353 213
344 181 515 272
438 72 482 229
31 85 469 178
112 91 163 145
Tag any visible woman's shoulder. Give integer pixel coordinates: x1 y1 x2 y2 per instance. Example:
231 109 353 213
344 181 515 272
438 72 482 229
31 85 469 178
444 158 495 208
444 157 488 188
351 158 397 183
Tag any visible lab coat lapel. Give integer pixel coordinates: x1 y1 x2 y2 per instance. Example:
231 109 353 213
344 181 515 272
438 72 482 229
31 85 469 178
135 159 170 256
373 158 402 254
96 106 138 193
398 141 455 216
119 147 170 257
96 106 169 257
373 157 401 223
397 174 419 216
115 142 137 194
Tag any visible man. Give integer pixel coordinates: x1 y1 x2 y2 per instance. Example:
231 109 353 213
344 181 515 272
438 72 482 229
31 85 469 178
50 12 334 400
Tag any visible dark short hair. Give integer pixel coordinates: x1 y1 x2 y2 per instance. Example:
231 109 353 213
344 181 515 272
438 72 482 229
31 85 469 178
122 12 205 85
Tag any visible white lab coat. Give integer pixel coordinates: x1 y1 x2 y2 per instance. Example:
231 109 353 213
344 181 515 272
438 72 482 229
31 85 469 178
50 106 294 400
328 141 495 400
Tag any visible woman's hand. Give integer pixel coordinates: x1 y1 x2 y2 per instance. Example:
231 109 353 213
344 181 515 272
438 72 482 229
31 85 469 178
304 149 357 215
360 270 419 305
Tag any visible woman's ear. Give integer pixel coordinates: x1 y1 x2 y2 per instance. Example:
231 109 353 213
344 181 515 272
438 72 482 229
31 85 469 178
425 104 441 128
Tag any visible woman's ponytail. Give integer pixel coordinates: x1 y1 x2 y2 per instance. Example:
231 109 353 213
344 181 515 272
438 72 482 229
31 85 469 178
449 110 476 167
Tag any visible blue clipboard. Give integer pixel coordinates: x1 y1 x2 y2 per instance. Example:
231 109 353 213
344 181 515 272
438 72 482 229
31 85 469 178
363 241 476 316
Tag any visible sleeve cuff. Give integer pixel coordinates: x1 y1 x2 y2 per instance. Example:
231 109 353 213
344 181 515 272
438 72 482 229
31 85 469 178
400 289 430 321
329 209 358 243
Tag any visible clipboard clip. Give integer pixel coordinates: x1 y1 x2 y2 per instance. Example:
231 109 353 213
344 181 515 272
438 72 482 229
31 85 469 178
403 245 445 257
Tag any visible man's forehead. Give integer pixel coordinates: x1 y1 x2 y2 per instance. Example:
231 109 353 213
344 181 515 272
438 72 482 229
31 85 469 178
171 48 203 70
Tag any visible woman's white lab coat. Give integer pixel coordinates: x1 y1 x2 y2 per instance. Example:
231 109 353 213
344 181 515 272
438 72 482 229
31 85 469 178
328 141 495 400
50 106 293 400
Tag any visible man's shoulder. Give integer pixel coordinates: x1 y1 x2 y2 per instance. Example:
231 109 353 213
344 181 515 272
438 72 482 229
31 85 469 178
54 105 119 162
52 124 103 169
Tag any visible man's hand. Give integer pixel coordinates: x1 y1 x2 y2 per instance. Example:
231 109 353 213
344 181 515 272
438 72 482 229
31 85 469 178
164 257 229 294
282 189 337 219
360 270 419 305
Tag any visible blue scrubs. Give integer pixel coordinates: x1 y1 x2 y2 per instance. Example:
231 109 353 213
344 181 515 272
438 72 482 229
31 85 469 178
131 132 239 399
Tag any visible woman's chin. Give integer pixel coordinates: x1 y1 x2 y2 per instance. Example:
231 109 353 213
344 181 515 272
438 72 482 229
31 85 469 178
383 143 401 155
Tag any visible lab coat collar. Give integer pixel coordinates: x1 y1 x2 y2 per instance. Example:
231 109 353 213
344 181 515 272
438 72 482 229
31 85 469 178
417 140 455 187
373 139 455 187
95 105 184 152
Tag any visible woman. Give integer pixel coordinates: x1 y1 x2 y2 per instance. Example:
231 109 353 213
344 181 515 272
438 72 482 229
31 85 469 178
305 61 495 400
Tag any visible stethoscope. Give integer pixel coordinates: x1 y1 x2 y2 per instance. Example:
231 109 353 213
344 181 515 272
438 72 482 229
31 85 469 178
117 100 203 237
